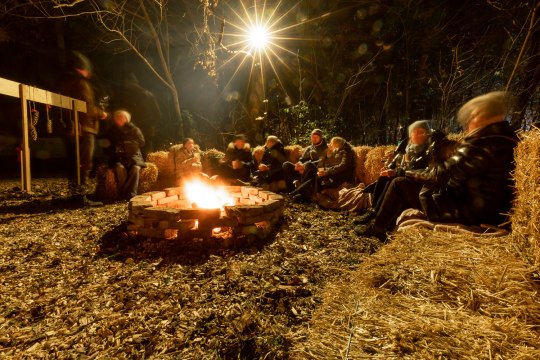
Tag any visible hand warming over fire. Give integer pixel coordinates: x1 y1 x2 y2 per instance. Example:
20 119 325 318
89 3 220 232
258 163 270 172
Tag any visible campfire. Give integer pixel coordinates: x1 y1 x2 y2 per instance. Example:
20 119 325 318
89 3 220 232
127 180 285 244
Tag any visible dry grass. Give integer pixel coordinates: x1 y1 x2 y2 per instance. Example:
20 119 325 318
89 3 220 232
146 151 174 181
352 146 372 184
200 148 225 176
294 229 540 359
363 145 395 185
512 128 540 269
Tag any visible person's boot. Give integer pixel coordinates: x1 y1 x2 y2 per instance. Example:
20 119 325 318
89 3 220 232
354 221 387 241
353 208 376 225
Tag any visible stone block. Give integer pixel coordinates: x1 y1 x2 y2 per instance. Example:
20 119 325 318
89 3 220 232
143 191 167 201
130 195 152 203
168 220 197 231
143 207 182 221
215 216 240 227
168 199 192 209
239 198 256 205
238 212 272 225
164 187 184 196
157 195 179 205
127 224 140 232
130 201 154 216
261 199 282 212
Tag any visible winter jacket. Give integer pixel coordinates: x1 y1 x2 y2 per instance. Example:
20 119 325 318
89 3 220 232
262 141 287 170
407 121 518 226
105 122 146 168
388 142 429 176
299 139 328 163
173 146 202 176
61 73 105 135
222 142 253 169
319 142 355 184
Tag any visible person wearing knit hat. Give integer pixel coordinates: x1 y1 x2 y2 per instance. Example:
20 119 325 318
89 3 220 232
282 129 328 192
61 51 108 193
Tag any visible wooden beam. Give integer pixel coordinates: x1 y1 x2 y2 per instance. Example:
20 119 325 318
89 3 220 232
19 84 31 192
0 77 87 113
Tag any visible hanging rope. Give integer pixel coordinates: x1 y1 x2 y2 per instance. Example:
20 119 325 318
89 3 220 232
29 100 39 141
46 92 53 134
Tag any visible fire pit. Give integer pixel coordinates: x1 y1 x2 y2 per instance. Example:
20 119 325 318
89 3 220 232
127 182 285 242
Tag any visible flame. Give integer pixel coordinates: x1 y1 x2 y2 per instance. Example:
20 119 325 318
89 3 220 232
184 181 235 209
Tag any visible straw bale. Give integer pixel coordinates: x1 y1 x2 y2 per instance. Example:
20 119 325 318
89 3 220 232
294 229 540 359
363 145 395 185
138 162 159 194
94 164 119 202
447 132 465 142
285 144 304 163
201 148 225 176
146 151 174 180
352 145 372 184
512 128 540 269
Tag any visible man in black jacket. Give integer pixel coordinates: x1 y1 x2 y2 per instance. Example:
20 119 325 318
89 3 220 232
282 129 328 192
356 91 518 240
105 110 146 199
218 134 253 183
255 135 287 184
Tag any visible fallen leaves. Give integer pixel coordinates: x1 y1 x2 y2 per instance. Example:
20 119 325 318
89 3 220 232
0 178 381 358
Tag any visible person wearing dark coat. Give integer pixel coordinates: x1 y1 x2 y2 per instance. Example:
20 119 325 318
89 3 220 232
354 120 431 224
282 129 328 192
61 51 108 185
105 110 146 199
218 134 253 183
291 137 355 202
255 136 287 184
356 91 518 241
317 137 355 188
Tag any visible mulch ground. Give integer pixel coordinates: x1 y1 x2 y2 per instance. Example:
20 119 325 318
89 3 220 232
0 178 380 359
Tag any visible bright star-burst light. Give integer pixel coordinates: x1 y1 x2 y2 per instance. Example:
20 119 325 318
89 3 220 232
248 24 270 51
218 0 333 102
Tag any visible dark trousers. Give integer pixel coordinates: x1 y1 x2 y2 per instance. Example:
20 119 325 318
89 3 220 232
218 164 251 182
115 163 141 199
257 168 285 184
373 177 423 232
290 162 319 201
64 132 95 185
283 161 301 191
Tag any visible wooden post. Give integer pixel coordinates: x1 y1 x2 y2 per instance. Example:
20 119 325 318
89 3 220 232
19 84 31 192
73 100 81 186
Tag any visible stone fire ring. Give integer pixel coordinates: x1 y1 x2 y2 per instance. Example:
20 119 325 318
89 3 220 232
127 186 285 240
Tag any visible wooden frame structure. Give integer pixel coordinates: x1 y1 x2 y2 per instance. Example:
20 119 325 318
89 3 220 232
0 77 87 192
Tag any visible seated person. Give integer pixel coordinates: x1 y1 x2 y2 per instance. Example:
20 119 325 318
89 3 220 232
104 110 146 199
174 138 202 183
218 134 253 183
254 135 287 185
291 136 355 202
355 91 518 241
355 120 431 224
283 129 328 192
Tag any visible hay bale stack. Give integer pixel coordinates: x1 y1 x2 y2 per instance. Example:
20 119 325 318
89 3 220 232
138 162 159 194
285 144 304 163
363 145 395 184
94 164 119 202
352 145 372 184
201 148 225 176
294 229 540 359
512 128 540 268
146 151 174 181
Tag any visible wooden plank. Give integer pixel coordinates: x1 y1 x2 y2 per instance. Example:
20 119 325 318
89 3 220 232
0 77 87 113
19 84 31 192
0 77 20 98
